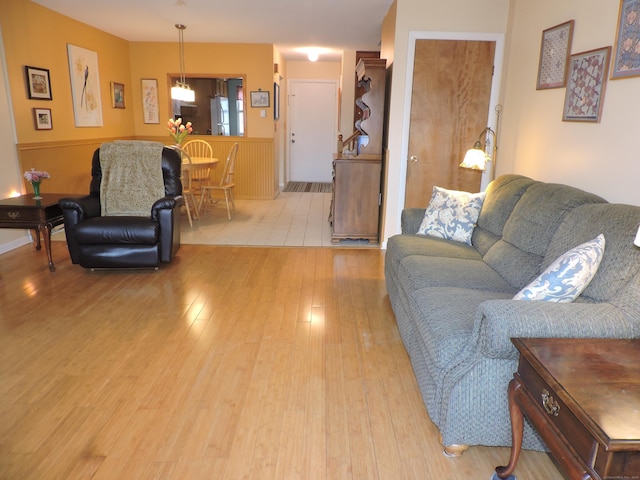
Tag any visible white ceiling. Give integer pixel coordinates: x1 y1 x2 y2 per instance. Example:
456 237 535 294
33 0 393 61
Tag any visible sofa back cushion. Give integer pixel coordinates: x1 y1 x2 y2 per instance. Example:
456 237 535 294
545 203 640 302
482 182 606 288
472 175 539 256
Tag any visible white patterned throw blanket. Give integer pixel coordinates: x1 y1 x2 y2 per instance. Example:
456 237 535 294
99 141 165 216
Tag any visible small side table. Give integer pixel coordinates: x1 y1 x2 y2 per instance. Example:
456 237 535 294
496 338 640 480
0 193 74 272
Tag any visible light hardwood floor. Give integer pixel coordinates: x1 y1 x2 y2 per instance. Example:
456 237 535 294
0 242 563 479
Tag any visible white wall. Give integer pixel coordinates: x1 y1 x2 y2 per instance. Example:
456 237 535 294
0 25 30 254
380 0 511 246
381 0 640 247
501 0 640 206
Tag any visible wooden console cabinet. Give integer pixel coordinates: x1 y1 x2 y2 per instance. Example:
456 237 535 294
330 155 381 243
496 338 640 480
330 57 386 243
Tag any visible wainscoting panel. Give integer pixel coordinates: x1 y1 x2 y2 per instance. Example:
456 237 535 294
17 136 276 199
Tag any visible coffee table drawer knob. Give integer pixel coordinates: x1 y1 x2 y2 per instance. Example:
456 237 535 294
541 389 560 416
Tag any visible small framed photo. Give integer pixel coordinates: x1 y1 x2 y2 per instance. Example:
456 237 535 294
250 90 270 108
562 47 611 123
25 65 52 100
611 0 640 79
33 108 52 130
536 20 574 90
110 81 125 108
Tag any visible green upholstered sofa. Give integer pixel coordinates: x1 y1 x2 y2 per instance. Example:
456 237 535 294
384 174 640 455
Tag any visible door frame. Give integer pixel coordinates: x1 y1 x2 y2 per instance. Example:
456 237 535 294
286 79 339 185
397 31 505 210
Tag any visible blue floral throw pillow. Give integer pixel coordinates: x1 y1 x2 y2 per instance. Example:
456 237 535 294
416 186 486 245
513 234 605 302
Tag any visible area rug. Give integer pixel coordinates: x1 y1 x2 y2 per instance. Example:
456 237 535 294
283 182 332 193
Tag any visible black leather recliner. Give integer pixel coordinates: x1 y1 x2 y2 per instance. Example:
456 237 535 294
60 146 183 269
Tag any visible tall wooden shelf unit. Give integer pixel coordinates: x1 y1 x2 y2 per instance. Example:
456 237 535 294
330 58 387 244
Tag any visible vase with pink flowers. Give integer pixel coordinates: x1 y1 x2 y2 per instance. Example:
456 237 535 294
24 168 50 199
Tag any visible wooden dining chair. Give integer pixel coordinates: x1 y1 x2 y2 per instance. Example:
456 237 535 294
199 142 239 220
168 145 198 227
181 139 214 193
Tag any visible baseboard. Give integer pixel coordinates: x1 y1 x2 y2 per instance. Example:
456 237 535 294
0 234 31 255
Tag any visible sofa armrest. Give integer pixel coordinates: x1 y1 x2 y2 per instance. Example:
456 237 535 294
475 299 638 359
401 208 426 234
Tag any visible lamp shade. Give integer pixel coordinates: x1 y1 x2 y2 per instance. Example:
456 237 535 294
460 146 490 171
635 225 640 247
171 85 195 102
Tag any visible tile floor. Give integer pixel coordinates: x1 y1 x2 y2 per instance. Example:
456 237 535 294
182 191 374 247
51 191 376 247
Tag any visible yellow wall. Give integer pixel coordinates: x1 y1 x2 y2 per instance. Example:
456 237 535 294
129 41 275 139
2 0 134 144
0 0 279 201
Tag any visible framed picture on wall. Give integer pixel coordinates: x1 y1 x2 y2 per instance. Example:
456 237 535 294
250 90 270 108
110 82 125 108
33 108 53 130
611 0 640 79
536 20 574 89
25 65 52 100
562 47 611 123
141 78 159 124
67 44 103 127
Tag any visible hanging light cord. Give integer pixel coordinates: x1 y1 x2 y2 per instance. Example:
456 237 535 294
176 24 186 87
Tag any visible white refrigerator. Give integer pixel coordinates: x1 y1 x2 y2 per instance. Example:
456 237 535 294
211 96 230 136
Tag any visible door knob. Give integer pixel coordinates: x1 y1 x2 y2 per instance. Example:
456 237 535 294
410 155 418 163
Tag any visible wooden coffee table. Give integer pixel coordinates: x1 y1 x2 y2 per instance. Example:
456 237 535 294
0 193 75 272
496 338 640 480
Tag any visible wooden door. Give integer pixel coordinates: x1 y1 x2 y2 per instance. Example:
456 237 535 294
404 40 495 208
288 80 338 183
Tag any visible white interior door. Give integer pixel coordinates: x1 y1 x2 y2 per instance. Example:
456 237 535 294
288 80 337 183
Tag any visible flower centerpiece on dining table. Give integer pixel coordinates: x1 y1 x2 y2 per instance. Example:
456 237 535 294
24 168 50 199
167 117 193 146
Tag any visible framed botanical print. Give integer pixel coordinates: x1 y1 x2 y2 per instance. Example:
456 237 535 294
67 44 103 127
562 47 611 123
611 0 640 79
141 78 159 124
536 20 574 89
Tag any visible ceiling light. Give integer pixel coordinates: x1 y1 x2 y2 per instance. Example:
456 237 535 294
307 50 319 62
171 24 195 102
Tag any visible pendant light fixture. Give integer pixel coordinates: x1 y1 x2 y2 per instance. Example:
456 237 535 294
171 24 195 102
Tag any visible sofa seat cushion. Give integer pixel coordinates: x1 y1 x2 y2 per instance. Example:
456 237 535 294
397 255 515 294
410 287 513 367
73 216 159 245
386 234 482 273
